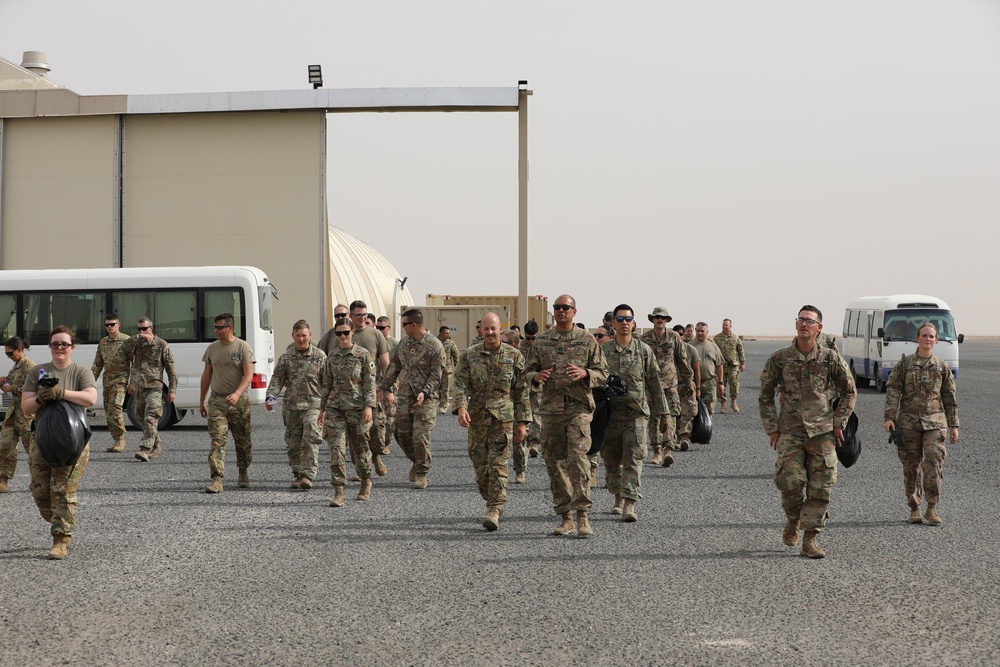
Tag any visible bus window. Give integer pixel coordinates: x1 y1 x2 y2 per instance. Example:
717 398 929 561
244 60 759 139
204 289 244 339
24 292 103 344
112 290 198 341
872 311 883 337
0 294 16 340
258 285 274 332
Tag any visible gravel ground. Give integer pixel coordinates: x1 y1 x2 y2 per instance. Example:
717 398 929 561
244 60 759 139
2 340 998 666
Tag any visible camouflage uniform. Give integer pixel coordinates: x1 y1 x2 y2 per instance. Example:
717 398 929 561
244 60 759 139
203 338 256 480
378 332 443 477
267 344 326 482
453 342 531 512
884 353 959 510
640 328 692 452
439 337 460 412
524 327 609 514
0 355 36 485
759 343 857 533
121 335 177 455
518 340 543 456
693 339 726 414
374 336 398 455
713 331 745 405
320 344 377 489
91 332 132 445
600 338 666 502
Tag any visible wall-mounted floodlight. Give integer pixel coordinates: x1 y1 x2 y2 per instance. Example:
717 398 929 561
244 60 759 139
308 65 323 89
518 80 528 90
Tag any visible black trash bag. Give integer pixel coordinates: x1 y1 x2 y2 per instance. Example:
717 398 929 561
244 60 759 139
589 375 628 455
34 399 93 468
833 396 861 468
691 398 713 444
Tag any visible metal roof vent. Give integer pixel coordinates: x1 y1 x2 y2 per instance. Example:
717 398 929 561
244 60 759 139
20 51 50 78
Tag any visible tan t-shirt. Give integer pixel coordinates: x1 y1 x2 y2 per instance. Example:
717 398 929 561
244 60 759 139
202 338 256 395
23 362 97 394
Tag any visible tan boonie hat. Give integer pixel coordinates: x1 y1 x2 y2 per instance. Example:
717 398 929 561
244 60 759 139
648 306 672 323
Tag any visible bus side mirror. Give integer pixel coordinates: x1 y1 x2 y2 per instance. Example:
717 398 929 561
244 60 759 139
877 327 885 339
958 333 964 344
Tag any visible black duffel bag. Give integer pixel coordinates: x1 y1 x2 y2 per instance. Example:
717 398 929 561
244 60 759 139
833 396 860 468
34 399 93 468
691 398 713 444
588 375 628 455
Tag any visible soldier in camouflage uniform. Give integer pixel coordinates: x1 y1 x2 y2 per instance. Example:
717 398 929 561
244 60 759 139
0 337 35 493
883 322 959 526
438 326 460 414
319 319 377 506
374 316 397 457
759 305 856 559
454 312 531 531
266 320 326 490
92 313 132 452
693 323 726 414
674 325 700 450
121 318 177 462
602 305 667 522
378 308 443 489
524 295 609 538
640 307 692 467
714 319 746 414
516 320 543 471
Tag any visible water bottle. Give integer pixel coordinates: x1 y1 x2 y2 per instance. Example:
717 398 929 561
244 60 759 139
266 396 276 408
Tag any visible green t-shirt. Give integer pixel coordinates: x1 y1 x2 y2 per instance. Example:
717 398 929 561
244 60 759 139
202 338 256 395
23 362 97 394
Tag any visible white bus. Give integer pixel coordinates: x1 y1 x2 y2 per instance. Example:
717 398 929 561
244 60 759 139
0 266 276 428
840 294 962 392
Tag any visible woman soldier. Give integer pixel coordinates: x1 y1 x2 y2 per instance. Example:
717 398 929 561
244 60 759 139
21 326 98 559
883 322 960 526
318 318 376 507
0 337 36 492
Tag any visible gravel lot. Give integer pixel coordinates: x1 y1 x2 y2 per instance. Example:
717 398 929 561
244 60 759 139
3 339 998 666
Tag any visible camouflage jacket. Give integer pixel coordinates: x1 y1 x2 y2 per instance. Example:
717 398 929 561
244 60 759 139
713 332 745 367
267 344 327 410
378 332 444 399
759 342 857 438
884 353 959 430
601 337 667 418
4 355 36 398
122 336 177 392
524 326 609 415
441 338 460 373
639 328 693 390
453 342 531 423
92 333 132 384
320 344 376 412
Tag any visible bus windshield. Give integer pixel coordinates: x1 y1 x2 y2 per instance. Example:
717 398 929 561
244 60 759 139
883 309 958 342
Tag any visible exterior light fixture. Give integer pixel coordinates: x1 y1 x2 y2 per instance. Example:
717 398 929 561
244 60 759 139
308 65 323 89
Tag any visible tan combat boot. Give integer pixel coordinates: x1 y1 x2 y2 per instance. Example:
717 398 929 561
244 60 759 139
135 449 150 462
514 471 525 484
611 495 624 516
589 462 598 489
650 448 663 466
576 510 593 538
329 486 346 507
622 499 637 523
205 477 223 494
412 473 428 489
801 530 826 558
238 469 250 488
356 479 371 501
925 504 942 526
291 476 302 489
351 472 361 482
0 477 9 493
552 512 575 536
149 443 162 459
661 450 674 467
528 443 539 458
782 518 799 546
48 535 72 560
482 508 500 532
719 401 727 414
107 437 126 453
299 476 313 490
408 464 417 483
372 455 387 477
679 440 690 452
732 400 740 413
909 507 923 524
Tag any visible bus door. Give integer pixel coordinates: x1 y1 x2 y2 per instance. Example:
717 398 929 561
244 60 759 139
869 310 883 377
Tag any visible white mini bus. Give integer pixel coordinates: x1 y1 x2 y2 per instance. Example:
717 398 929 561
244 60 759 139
0 266 276 428
840 294 962 392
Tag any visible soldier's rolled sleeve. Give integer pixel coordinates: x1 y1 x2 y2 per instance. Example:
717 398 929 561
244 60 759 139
758 360 780 433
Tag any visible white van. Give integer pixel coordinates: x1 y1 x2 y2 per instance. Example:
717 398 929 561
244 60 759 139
840 294 962 392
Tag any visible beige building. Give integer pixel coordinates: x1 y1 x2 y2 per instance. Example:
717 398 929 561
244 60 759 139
0 52 524 331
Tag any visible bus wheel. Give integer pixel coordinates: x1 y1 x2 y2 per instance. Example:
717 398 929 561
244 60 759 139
125 387 178 431
852 363 871 389
873 365 886 393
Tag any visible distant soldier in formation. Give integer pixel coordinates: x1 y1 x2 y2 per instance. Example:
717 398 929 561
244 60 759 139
714 318 746 414
692 322 725 415
470 320 484 346
266 320 326 490
640 307 691 467
0 337 35 493
374 316 397 457
121 317 177 462
453 312 531 531
92 313 131 453
518 320 543 461
438 326 460 414
673 325 700 450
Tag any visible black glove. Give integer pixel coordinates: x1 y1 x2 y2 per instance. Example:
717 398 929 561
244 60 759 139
37 385 65 404
888 426 905 447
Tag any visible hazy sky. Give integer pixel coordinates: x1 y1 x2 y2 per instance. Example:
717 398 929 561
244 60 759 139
3 1 999 334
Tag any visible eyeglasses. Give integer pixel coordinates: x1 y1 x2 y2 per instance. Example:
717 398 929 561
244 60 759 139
334 330 352 337
105 322 119 328
4 351 14 357
524 336 536 341
795 318 820 326
594 333 608 339
49 342 72 349
615 316 634 323
137 326 151 331
214 325 230 330
553 304 573 311
376 325 388 331
350 312 366 318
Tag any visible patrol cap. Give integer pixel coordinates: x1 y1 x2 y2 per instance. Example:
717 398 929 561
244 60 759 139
647 306 672 323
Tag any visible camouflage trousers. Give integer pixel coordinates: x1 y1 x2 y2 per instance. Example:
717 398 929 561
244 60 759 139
103 382 127 442
374 400 396 455
323 407 372 486
898 427 947 508
774 432 838 532
541 411 593 514
207 393 252 479
700 378 720 414
283 407 321 481
0 407 33 480
438 371 454 411
467 414 512 510
722 365 741 401
394 395 438 475
602 412 648 501
29 440 90 537
677 384 697 442
135 387 163 452
649 413 677 452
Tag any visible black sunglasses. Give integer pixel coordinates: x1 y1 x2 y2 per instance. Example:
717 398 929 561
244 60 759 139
334 330 352 337
104 322 119 327
137 326 151 331
615 316 634 323
553 304 573 311
594 333 608 339
376 325 389 330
